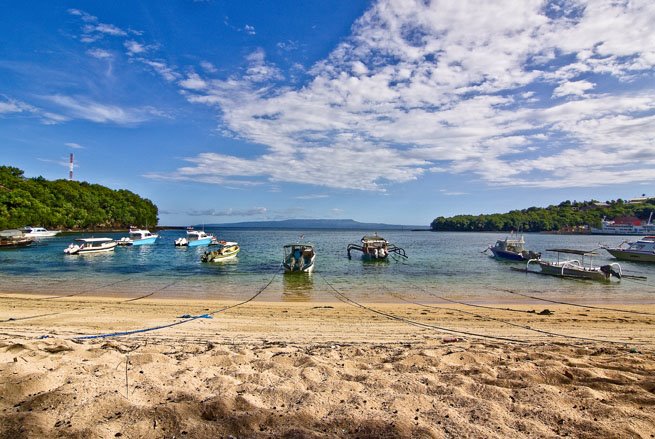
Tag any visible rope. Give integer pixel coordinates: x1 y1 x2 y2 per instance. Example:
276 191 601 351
45 277 135 300
122 280 179 303
317 273 526 344
71 266 282 341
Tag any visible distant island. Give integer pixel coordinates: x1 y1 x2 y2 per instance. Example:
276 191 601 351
0 166 157 230
431 198 655 233
197 219 425 230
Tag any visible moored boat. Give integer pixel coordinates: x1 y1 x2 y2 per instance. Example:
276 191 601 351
64 238 117 255
601 236 655 263
0 229 35 249
347 233 407 260
201 242 240 262
22 226 59 238
283 243 316 273
117 228 159 246
175 228 214 247
527 248 622 282
487 233 540 261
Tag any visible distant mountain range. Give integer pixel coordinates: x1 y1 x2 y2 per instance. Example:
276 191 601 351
198 219 427 230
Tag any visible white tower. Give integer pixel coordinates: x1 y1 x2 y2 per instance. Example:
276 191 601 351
69 153 74 181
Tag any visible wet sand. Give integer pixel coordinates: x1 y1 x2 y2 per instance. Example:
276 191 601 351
1 293 654 438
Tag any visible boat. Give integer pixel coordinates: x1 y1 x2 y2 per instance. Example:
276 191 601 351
347 233 407 260
487 233 540 261
117 228 159 246
527 248 622 282
283 243 316 273
201 241 240 262
601 236 655 263
590 212 655 235
22 226 60 238
64 237 117 255
174 228 214 247
0 229 35 249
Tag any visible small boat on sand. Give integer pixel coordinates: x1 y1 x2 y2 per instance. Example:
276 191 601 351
527 248 622 282
283 243 316 273
201 242 240 262
601 236 655 263
347 233 406 260
64 238 117 255
487 233 540 261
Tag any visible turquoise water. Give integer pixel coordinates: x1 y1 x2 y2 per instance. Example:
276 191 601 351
1 229 654 304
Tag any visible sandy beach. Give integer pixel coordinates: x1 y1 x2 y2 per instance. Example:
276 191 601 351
1 292 654 438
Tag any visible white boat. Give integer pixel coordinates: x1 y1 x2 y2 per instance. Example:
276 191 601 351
527 248 622 282
175 228 214 247
117 228 159 246
283 243 316 273
64 238 117 255
347 233 407 260
487 233 540 261
201 242 240 262
22 226 60 238
590 212 655 235
601 236 655 263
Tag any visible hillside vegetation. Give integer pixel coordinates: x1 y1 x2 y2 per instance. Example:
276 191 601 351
431 199 655 232
0 166 157 230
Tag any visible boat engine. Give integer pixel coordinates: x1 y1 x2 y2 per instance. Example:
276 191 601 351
600 264 622 279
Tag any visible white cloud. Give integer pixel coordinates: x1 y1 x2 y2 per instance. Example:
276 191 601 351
200 61 218 73
87 48 112 59
124 40 147 55
244 25 256 35
140 59 180 82
42 95 155 124
65 142 85 149
187 207 267 217
552 80 595 98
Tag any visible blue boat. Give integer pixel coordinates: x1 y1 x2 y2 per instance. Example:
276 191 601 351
487 234 540 261
175 228 214 247
117 228 159 246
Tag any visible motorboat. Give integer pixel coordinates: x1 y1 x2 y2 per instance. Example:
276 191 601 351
601 236 655 263
22 226 60 238
347 233 407 260
487 233 540 261
117 228 159 246
283 243 316 273
201 242 240 262
527 248 622 282
175 228 214 247
0 229 35 249
64 237 117 255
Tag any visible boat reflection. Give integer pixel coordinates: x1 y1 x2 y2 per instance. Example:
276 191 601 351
282 272 314 301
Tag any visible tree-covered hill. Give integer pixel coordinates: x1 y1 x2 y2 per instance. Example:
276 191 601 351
431 199 655 232
0 166 158 230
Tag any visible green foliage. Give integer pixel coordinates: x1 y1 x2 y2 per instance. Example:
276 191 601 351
0 166 158 230
430 199 655 232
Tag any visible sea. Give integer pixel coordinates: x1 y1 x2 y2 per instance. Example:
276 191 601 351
1 229 654 305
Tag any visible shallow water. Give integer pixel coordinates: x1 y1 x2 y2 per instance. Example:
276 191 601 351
1 229 654 304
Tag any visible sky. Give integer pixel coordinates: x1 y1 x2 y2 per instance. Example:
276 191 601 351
1 0 654 226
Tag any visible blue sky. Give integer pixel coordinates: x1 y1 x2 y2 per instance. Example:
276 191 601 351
1 0 653 226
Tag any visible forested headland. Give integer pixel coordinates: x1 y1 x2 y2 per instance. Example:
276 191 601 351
0 166 158 230
431 198 655 232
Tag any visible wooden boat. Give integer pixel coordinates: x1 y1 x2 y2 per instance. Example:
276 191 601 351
527 248 622 282
64 238 117 255
283 243 316 273
487 233 540 261
201 242 240 262
601 236 655 263
0 229 35 249
347 233 406 260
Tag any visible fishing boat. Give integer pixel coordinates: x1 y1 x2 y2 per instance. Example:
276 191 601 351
347 233 407 260
174 228 214 247
64 238 117 255
601 236 655 262
0 230 35 249
117 228 159 246
283 243 316 273
527 248 622 282
201 241 240 262
22 226 60 238
487 233 540 261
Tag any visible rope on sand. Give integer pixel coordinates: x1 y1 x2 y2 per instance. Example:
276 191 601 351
70 266 282 341
317 272 526 344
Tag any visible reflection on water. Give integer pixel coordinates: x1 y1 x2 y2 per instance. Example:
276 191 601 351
282 272 314 301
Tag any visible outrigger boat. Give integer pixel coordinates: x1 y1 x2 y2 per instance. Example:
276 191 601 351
64 237 117 255
487 233 540 261
601 236 655 263
116 228 159 246
526 248 622 282
283 243 316 273
175 228 214 247
347 233 406 260
201 241 240 262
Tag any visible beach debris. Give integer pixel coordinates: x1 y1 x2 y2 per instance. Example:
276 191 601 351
442 337 462 343
527 309 554 315
36 335 50 339
41 344 74 354
177 313 213 319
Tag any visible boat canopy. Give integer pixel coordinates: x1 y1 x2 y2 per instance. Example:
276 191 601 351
75 237 114 243
545 248 599 256
0 229 24 238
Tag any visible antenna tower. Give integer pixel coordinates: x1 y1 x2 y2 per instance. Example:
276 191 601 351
69 153 74 181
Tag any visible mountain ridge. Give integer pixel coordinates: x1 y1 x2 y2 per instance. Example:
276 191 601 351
195 219 426 230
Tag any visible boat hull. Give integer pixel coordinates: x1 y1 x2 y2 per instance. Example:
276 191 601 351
605 249 655 263
132 237 158 246
489 248 528 261
188 237 213 247
202 246 240 262
537 262 609 281
66 243 117 255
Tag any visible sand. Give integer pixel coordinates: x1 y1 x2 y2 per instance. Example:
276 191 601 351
1 293 654 438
